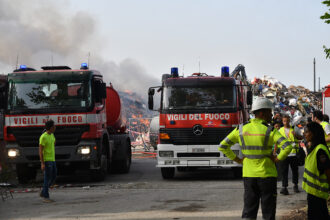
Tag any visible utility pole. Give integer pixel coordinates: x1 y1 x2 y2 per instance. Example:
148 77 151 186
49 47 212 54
319 77 321 92
313 58 316 92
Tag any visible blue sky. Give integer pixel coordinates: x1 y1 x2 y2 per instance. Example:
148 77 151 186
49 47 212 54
0 0 329 93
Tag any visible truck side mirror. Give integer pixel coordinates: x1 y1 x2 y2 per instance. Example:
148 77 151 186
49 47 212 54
100 83 106 99
94 81 107 102
247 91 253 105
148 88 155 110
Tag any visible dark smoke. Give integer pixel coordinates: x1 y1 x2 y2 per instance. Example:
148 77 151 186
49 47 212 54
0 0 159 98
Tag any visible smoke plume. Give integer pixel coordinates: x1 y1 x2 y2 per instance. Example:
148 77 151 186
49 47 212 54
0 0 158 98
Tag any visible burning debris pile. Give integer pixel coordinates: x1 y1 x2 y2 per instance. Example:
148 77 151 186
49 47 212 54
118 90 155 150
250 75 322 124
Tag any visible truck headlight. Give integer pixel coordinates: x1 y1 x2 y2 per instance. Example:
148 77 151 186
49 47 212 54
77 146 91 155
159 151 174 157
8 149 19 158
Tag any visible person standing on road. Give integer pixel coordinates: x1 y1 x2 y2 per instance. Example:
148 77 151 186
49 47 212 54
219 97 292 220
39 120 57 203
302 122 330 220
312 110 330 148
279 115 301 195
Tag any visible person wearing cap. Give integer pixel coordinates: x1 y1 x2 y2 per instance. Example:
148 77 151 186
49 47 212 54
279 115 301 195
219 97 292 220
312 110 330 148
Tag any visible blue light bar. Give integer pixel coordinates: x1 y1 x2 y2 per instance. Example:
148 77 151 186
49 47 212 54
221 66 229 77
20 65 27 69
81 63 88 69
171 67 179 77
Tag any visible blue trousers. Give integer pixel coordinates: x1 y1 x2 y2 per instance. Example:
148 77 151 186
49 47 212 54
41 161 57 198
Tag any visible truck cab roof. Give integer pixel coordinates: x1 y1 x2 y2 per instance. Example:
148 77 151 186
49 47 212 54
164 76 237 87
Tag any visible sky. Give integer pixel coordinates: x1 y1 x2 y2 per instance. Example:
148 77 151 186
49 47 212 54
0 0 329 95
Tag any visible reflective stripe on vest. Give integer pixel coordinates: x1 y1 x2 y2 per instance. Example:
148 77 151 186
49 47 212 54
239 124 273 159
279 127 299 155
302 144 330 199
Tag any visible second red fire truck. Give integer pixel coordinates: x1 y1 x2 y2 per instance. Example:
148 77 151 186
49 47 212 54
148 65 252 179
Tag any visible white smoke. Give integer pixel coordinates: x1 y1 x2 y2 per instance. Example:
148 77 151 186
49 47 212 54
0 0 158 98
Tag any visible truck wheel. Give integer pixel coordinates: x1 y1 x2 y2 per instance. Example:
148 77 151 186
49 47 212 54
16 164 36 184
112 141 131 174
161 167 175 179
91 153 108 181
232 167 242 179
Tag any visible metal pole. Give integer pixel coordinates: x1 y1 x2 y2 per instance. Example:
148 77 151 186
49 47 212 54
314 58 316 92
319 77 321 92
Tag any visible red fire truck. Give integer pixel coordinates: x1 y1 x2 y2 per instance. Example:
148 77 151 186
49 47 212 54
2 64 131 183
148 65 252 179
323 84 330 116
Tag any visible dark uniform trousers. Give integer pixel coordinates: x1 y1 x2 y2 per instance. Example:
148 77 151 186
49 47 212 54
307 193 330 220
242 177 277 220
281 156 299 187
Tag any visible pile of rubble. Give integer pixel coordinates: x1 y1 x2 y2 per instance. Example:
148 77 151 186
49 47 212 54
250 75 322 125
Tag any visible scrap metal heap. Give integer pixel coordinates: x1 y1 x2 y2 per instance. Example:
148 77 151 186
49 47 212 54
250 75 323 125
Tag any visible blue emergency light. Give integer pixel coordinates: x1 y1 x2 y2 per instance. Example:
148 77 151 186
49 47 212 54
20 65 27 70
171 67 179 77
81 63 88 70
221 66 229 77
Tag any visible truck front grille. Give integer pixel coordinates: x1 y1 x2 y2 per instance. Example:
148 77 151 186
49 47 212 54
177 152 220 157
160 127 235 145
7 125 89 147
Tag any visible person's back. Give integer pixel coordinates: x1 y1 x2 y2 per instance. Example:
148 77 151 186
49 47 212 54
239 118 278 177
219 97 292 220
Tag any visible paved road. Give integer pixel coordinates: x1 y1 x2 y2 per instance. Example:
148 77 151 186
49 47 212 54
0 158 306 220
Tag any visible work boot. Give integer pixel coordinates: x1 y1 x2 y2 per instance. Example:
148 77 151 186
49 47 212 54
43 198 55 203
293 185 300 193
39 191 44 198
280 187 289 195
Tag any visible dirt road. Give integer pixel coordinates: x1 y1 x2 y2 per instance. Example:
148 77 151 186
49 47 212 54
0 158 306 220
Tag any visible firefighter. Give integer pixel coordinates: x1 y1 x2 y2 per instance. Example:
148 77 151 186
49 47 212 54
219 97 292 220
312 110 330 148
279 115 301 195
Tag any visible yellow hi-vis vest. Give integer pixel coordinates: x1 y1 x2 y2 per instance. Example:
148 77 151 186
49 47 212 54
320 121 330 147
279 127 299 156
302 144 330 199
219 118 292 177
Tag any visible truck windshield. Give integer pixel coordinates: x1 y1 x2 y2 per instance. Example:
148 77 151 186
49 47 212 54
163 86 235 110
7 78 91 110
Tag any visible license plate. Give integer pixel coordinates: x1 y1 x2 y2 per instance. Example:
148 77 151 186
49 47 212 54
192 148 205 153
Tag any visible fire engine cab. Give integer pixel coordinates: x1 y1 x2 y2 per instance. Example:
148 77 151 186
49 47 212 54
148 65 252 179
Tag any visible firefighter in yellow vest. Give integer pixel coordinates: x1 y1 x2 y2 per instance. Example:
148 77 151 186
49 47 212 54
312 110 330 148
219 97 292 220
279 115 302 195
303 122 330 219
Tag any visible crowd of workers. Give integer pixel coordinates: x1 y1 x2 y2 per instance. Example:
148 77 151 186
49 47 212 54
219 97 330 220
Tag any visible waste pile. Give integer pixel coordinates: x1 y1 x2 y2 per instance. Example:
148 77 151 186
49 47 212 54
250 75 322 126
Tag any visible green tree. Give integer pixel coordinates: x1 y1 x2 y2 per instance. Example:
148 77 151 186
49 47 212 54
321 0 330 58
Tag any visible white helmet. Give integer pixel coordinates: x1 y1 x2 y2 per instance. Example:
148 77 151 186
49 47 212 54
251 97 274 112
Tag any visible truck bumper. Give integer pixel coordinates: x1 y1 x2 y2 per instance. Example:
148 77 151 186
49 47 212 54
5 140 99 168
156 143 242 168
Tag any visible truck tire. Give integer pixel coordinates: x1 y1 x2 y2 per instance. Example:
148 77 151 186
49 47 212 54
91 147 108 181
161 167 175 179
232 167 242 179
16 164 36 184
112 140 131 174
